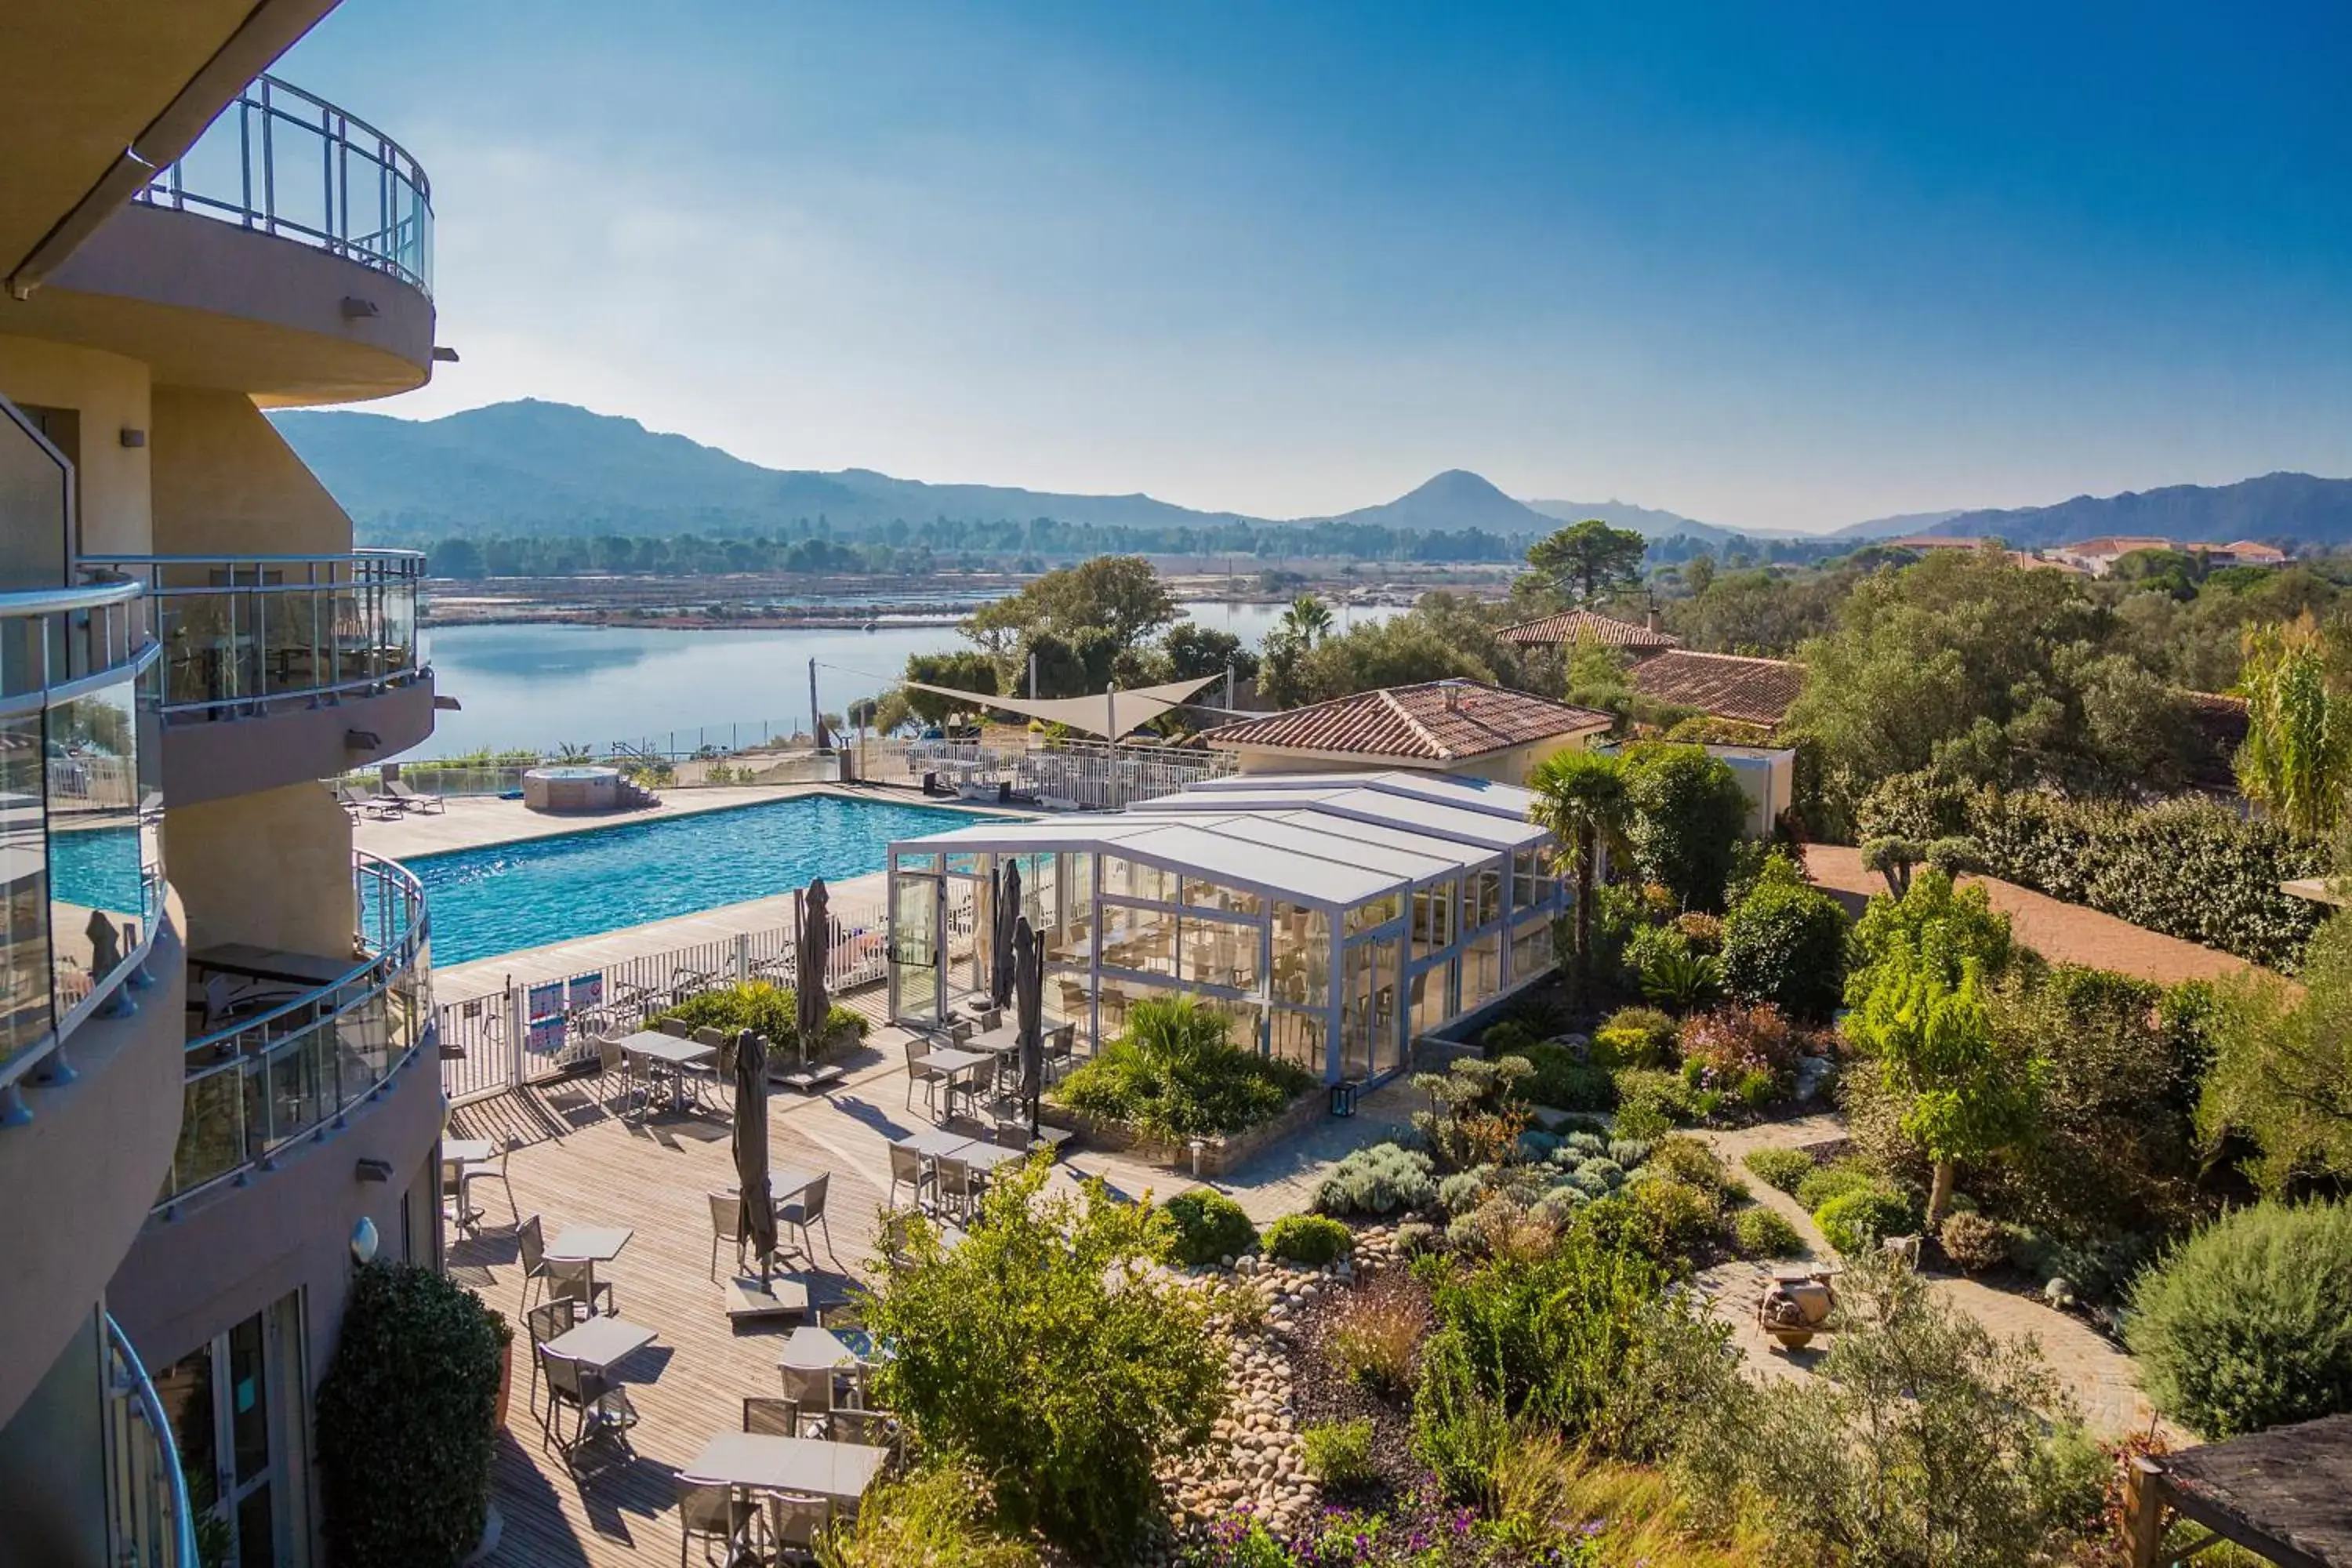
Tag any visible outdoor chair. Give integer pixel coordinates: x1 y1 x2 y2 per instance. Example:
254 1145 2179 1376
546 1248 615 1317
902 1037 942 1118
992 1120 1033 1152
333 781 401 822
518 1214 551 1311
1056 978 1088 1018
819 1407 897 1449
887 1142 936 1212
935 1157 978 1222
779 1172 832 1262
659 1017 694 1038
1044 1022 1076 1081
675 1476 755 1567
779 1363 833 1422
524 1298 584 1422
459 1137 520 1232
707 1190 750 1279
596 1033 642 1117
742 1396 800 1436
765 1493 833 1560
539 1345 636 1461
379 778 445 815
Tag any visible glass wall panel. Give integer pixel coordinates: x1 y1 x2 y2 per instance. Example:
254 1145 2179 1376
1181 876 1262 918
891 873 941 1018
1270 903 1329 1011
1511 910 1555 982
1341 935 1399 1082
1044 852 1094 964
1098 902 1178 975
45 673 146 1022
1410 878 1456 960
1178 916 1261 992
0 710 51 1065
1462 928 1502 1011
1102 855 1174 904
1344 891 1403 936
1470 865 1503 931
1408 960 1456 1042
1269 1007 1324 1075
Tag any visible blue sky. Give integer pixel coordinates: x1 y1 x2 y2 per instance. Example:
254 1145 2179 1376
278 2 2351 531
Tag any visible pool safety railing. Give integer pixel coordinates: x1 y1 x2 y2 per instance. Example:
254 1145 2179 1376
436 884 889 1104
103 1312 201 1568
158 852 431 1210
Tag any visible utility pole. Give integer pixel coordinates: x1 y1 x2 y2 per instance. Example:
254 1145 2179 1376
1105 684 1119 810
808 658 824 750
1225 659 1236 710
1028 651 1038 700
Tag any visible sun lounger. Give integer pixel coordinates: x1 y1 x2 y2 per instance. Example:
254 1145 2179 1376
333 782 401 821
379 778 445 814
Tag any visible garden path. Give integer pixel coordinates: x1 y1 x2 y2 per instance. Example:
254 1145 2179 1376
1689 1115 2185 1443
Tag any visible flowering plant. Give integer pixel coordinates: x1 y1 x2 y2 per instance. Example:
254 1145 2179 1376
1182 1489 1605 1568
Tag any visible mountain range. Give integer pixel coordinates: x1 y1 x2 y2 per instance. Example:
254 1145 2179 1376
270 398 2352 550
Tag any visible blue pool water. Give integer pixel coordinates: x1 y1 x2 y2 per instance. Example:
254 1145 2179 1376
405 795 985 966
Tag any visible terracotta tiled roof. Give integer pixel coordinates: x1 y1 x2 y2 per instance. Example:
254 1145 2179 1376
1203 681 1614 762
1497 611 1680 649
1628 649 1807 727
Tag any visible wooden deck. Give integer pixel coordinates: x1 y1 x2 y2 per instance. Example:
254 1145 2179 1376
448 1047 920 1566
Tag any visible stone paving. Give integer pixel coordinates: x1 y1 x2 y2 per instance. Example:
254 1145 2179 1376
1692 1115 2183 1442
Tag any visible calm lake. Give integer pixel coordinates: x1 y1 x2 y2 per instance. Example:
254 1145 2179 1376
405 600 1399 759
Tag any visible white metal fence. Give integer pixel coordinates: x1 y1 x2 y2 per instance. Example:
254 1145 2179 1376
436 887 888 1104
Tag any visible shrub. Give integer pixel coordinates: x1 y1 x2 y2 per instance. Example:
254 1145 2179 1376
1719 876 1850 1021
2199 914 2352 1194
1518 1042 1614 1112
1161 1189 1258 1267
1414 1056 1535 1171
1733 1207 1806 1258
315 1261 508 1568
1322 1274 1428 1395
865 1162 1228 1558
1607 1137 1653 1168
1674 910 1726 953
1626 1176 1721 1258
1480 1018 1537 1055
1312 1142 1437 1218
1643 946 1726 1011
657 979 866 1052
1592 1006 1679 1068
1437 1167 1496 1218
1619 743 1752 912
1299 1418 1377 1488
1743 1147 1816 1193
1612 1066 1701 1138
1643 1134 1730 1198
1794 1159 1878 1213
818 1460 1039 1568
1052 995 1314 1142
2125 1200 2352 1439
1938 1210 2007 1273
1265 1214 1353 1267
1678 1004 1803 1094
1815 1187 1917 1256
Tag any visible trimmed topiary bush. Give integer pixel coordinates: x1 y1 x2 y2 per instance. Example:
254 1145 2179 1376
1719 873 1851 1021
1311 1142 1437 1218
1743 1147 1817 1194
1265 1213 1353 1267
316 1261 509 1568
1160 1188 1258 1266
1592 1005 1680 1069
1815 1187 1917 1257
1937 1210 2006 1273
1733 1207 1806 1259
2125 1200 2352 1439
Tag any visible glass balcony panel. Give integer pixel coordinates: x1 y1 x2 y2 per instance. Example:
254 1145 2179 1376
0 710 53 1065
46 671 148 1025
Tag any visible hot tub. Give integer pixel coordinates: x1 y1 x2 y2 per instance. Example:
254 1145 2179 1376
523 764 620 813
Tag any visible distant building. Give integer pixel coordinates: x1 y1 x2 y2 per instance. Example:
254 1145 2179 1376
1886 535 1998 553
1626 649 1808 728
1497 608 1680 651
2053 535 2289 575
1202 679 1614 785
2187 539 2289 568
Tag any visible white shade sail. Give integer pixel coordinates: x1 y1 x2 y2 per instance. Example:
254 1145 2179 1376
901 673 1222 740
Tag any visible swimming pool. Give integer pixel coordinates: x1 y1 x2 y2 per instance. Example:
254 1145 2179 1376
404 794 989 966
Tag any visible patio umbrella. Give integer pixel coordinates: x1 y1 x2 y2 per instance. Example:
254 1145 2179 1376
991 858 1022 1009
797 877 831 1071
1014 913 1045 1142
732 1027 779 1276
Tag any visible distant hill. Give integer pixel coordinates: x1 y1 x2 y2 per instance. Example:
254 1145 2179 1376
1830 507 1969 540
1842 474 2352 549
1306 469 1559 534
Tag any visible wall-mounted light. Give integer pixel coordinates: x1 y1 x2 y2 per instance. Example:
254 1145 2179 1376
339 296 380 320
346 728 382 750
354 1156 394 1183
118 427 146 448
431 346 461 362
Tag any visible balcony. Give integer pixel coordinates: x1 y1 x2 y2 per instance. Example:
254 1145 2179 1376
103 1312 201 1568
158 851 432 1211
84 551 434 804
2 75 437 404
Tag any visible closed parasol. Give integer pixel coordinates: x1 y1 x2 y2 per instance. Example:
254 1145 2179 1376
797 877 831 1070
1014 913 1045 1141
732 1027 779 1276
991 858 1022 1010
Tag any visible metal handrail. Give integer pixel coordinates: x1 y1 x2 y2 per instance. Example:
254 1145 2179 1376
105 1312 200 1568
132 74 433 296
160 852 433 1210
83 551 426 720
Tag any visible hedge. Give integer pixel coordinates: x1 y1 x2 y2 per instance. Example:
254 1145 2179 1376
1857 774 2328 971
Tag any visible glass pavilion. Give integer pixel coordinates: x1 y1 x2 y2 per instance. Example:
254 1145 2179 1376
886 771 1565 1086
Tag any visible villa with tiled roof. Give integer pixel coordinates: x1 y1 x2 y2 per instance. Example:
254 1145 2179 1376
1203 680 1614 785
1497 609 1682 650
1627 649 1809 728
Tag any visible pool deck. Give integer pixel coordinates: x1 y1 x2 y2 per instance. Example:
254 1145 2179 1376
357 783 1029 1007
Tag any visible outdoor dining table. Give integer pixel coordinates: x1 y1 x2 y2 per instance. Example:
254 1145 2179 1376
914 1046 993 1120
546 1225 633 1264
892 1127 977 1160
544 1314 657 1372
617 1029 718 1111
441 1137 493 1166
775 1324 863 1375
681 1430 889 1507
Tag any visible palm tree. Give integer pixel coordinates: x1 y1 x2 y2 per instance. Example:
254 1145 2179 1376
1526 747 1631 1003
1279 593 1334 648
2235 612 2352 840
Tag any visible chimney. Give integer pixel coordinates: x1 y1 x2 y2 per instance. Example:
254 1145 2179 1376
1645 597 1663 633
1443 681 1461 712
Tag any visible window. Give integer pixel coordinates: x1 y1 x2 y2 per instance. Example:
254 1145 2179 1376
1345 891 1403 936
1270 1007 1324 1075
1341 935 1400 1081
1410 880 1456 960
1272 904 1330 1010
1469 866 1503 931
1409 960 1457 1040
1511 910 1555 983
1182 876 1262 918
1462 928 1502 1011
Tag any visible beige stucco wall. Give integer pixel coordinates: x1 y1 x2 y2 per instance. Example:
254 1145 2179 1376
149 385 352 555
0 333 151 553
165 780 354 957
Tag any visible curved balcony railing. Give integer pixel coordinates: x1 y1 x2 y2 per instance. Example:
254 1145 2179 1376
103 1312 200 1568
132 74 433 296
158 852 432 1211
0 575 166 1114
82 551 425 723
